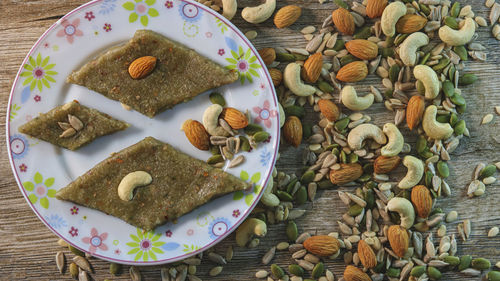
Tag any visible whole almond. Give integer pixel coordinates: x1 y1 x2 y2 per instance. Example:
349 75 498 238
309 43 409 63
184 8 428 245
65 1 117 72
336 61 368 82
268 68 283 86
302 53 323 83
374 155 401 174
303 235 340 256
358 240 377 269
318 99 341 122
329 163 363 185
345 39 379 60
221 108 249 129
128 56 157 79
332 8 355 35
274 5 302 29
258 48 276 66
366 0 388 18
182 119 210 150
344 265 372 281
411 185 433 218
387 225 410 258
406 95 425 130
283 116 303 147
396 14 428 34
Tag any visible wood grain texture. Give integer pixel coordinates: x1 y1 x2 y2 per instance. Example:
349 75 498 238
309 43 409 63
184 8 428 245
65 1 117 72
0 0 499 280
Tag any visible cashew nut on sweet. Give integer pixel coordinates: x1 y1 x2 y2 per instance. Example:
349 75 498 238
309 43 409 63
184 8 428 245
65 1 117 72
439 17 476 46
347 123 387 150
398 155 424 189
380 123 404 157
422 105 454 140
386 197 415 229
117 171 152 201
341 85 374 111
222 0 237 20
413 65 440 100
399 32 429 66
203 104 224 136
381 1 407 37
241 0 276 24
236 218 267 247
283 63 316 97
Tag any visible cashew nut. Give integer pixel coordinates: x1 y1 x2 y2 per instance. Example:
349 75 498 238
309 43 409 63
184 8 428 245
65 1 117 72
236 218 267 247
386 197 415 229
381 123 404 157
222 0 237 20
341 85 374 111
399 32 429 66
261 179 280 207
283 63 316 97
438 17 476 46
278 103 285 128
347 123 387 150
398 156 424 189
117 171 152 201
422 105 454 140
241 0 276 24
203 104 223 136
413 65 440 100
381 2 407 37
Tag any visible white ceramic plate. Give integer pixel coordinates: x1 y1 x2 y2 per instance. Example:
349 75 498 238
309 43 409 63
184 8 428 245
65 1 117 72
6 0 279 265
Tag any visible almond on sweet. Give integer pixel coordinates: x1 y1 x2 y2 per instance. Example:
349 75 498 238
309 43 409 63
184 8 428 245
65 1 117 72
182 119 210 151
128 56 157 79
332 8 355 35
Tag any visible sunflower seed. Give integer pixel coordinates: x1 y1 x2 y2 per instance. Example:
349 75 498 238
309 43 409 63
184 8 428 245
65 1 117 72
187 275 201 281
55 251 65 274
461 268 481 276
207 252 226 265
183 258 201 265
130 266 141 281
228 155 245 168
68 114 84 131
487 0 496 8
488 227 499 237
73 256 91 273
176 266 187 281
306 34 324 53
296 259 315 271
322 14 333 28
295 232 311 244
481 113 494 124
292 249 307 259
304 253 321 264
161 268 170 281
346 193 366 207
457 223 466 241
256 270 269 278
209 266 223 277
288 243 304 253
463 219 471 239
426 233 436 258
78 269 90 281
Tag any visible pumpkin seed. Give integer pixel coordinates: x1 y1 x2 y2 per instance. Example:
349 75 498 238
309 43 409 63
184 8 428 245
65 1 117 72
353 26 372 39
453 120 466 135
288 264 304 276
437 161 449 178
286 221 299 241
458 73 478 85
472 258 491 270
209 92 226 106
444 16 459 29
239 136 251 152
253 131 270 143
295 186 308 205
208 252 226 265
300 170 315 184
207 154 224 165
332 39 345 51
312 262 324 279
284 105 306 119
334 0 348 9
442 80 454 97
410 265 426 277
459 255 472 271
427 266 441 280
271 264 285 279
244 123 264 135
480 164 497 179
450 1 460 17
276 52 295 62
386 267 401 278
443 255 460 266
488 271 500 281
318 81 334 93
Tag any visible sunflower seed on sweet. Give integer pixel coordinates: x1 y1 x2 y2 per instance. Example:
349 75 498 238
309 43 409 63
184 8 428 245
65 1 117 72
68 114 84 131
59 127 76 138
262 247 276 265
58 122 72 130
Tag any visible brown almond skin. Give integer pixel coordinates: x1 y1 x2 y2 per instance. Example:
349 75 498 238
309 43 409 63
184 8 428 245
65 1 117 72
318 99 341 122
387 225 409 258
345 40 379 60
411 185 433 218
268 68 283 86
258 48 276 66
221 108 249 129
396 14 428 34
302 53 323 83
374 155 401 174
406 95 425 130
336 61 368 82
358 240 377 269
332 8 355 35
283 116 303 147
366 0 388 18
329 163 363 185
274 5 302 28
128 56 157 79
344 265 372 281
303 235 340 256
182 119 210 151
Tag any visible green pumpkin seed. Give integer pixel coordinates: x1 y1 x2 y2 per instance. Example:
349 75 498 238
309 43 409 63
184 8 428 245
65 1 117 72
271 264 284 278
277 191 293 201
373 260 385 273
334 0 348 9
244 123 263 135
302 122 313 140
364 189 375 209
207 154 224 165
210 145 220 155
442 80 454 97
318 81 334 93
419 3 430 15
340 150 347 164
358 174 371 182
394 34 409 46
437 161 449 178
457 104 466 114
432 57 450 72
68 245 85 257
448 64 456 81
318 180 334 189
253 131 270 143
110 263 121 275
288 264 304 276
385 36 395 47
443 256 460 266
419 52 431 65
286 178 299 193
386 267 401 278
458 255 472 271
416 135 427 154
301 170 315 184
293 54 308 61
488 271 500 281
436 115 449 123
239 136 251 152
209 92 226 106
458 73 478 86
284 105 305 119
427 266 442 280
454 120 466 135
295 186 308 205
429 207 443 216
444 16 459 29
389 64 400 83
472 258 491 270
348 153 358 163
425 170 434 188
449 113 459 126
450 93 466 106
286 221 298 242
453 46 468 61
410 265 426 277
354 26 372 39
312 262 325 279
335 117 350 131
380 47 395 58
332 39 345 51
340 54 357 66
450 2 460 17
276 52 295 62
348 204 364 216
479 165 497 179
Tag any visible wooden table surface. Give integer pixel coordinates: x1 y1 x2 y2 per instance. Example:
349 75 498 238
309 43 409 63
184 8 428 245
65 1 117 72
1 0 499 280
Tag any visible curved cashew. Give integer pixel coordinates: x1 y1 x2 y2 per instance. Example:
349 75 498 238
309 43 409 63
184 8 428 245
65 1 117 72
222 0 237 20
347 123 387 150
117 171 152 201
381 123 404 157
203 104 223 136
398 156 424 189
381 2 407 37
399 32 429 66
422 105 454 140
236 218 267 247
278 103 285 128
341 86 374 111
413 65 440 100
386 197 415 229
241 0 276 24
284 63 316 97
438 17 476 46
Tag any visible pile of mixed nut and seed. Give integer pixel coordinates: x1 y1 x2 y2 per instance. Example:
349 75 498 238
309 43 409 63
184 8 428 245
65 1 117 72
50 0 500 280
